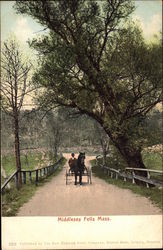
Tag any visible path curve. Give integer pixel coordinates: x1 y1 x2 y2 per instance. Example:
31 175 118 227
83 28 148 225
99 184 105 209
17 153 161 216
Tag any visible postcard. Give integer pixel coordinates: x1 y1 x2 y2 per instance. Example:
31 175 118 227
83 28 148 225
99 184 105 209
1 1 162 249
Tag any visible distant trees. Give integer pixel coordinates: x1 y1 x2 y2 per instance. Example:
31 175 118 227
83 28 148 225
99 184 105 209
2 107 162 164
1 109 103 152
1 37 32 185
44 110 62 160
14 0 162 172
140 109 162 147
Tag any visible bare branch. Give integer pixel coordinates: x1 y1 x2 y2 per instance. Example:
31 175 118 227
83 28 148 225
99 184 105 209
18 75 27 111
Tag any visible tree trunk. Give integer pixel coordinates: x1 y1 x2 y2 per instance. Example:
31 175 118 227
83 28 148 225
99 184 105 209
102 147 107 166
114 136 147 177
14 115 22 186
54 145 58 160
100 139 108 166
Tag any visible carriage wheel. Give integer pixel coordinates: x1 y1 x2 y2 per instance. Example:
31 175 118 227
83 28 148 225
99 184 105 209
66 170 68 185
85 168 89 184
87 171 89 184
89 169 92 184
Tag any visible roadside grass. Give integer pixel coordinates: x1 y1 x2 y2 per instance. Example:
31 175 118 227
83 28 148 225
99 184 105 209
1 153 42 178
2 158 66 217
140 151 162 182
97 150 163 182
1 152 61 184
103 150 162 170
91 159 163 210
142 151 162 170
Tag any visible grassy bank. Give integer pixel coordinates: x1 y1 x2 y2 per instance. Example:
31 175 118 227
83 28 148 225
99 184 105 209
101 149 162 171
2 158 66 216
91 159 162 210
142 151 162 171
1 152 61 184
1 153 42 178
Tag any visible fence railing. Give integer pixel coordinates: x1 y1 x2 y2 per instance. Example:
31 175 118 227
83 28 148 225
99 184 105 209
1 156 63 193
96 156 163 188
1 170 19 192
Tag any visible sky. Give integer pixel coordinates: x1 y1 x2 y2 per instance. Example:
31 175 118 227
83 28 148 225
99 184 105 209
1 0 162 46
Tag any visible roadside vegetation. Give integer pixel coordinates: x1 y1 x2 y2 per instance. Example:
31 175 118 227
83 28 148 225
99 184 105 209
91 149 163 210
1 157 66 216
142 150 163 181
1 151 62 184
1 153 42 179
101 145 162 170
142 151 162 171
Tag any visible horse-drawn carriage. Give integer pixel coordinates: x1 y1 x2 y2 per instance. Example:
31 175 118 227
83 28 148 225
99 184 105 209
66 152 92 185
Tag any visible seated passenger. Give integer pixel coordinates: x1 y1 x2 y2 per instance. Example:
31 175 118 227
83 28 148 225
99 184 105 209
68 153 76 172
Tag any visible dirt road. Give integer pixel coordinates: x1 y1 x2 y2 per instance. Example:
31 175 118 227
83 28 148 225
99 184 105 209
17 154 161 216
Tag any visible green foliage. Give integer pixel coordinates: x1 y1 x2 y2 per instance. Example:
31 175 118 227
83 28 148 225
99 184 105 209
1 153 42 183
142 110 162 146
14 1 162 169
143 151 163 182
2 108 103 152
142 152 162 171
97 149 163 172
2 184 36 216
97 147 128 170
14 1 137 121
107 149 128 170
2 153 41 174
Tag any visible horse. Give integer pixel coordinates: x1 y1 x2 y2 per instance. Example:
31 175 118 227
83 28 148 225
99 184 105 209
69 152 86 185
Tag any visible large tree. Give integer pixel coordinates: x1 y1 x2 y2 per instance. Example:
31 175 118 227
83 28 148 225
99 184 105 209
14 0 162 172
1 37 32 185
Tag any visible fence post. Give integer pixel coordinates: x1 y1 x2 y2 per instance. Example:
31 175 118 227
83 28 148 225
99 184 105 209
36 170 38 185
29 172 32 183
146 182 149 188
90 170 92 184
23 172 26 184
15 171 18 189
147 171 150 179
146 171 150 188
132 171 135 184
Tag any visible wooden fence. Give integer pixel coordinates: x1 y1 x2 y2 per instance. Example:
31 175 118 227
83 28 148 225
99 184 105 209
96 155 163 188
1 156 63 192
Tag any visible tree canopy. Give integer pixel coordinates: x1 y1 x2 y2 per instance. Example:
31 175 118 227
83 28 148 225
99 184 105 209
14 0 162 169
